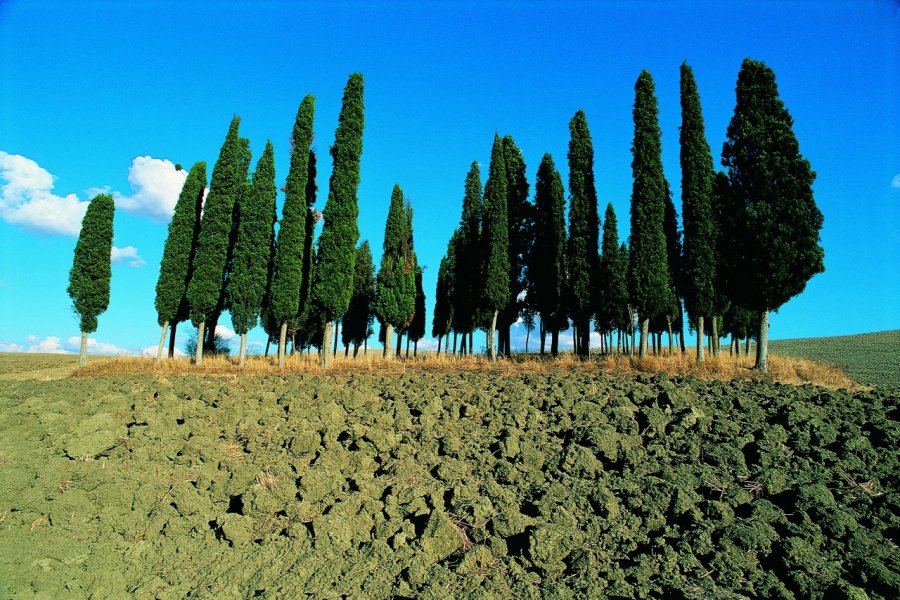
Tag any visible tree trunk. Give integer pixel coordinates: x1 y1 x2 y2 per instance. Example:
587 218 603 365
195 322 205 366
414 340 418 357
344 344 350 358
265 337 270 357
550 329 559 356
278 322 288 368
333 322 339 357
364 338 368 354
452 331 458 355
156 321 169 363
667 319 673 355
353 342 360 358
168 321 178 359
745 336 750 356
397 330 403 358
487 310 498 361
572 325 578 356
469 330 473 355
696 316 705 363
205 312 219 352
459 332 466 355
384 324 394 359
755 310 769 372
540 323 546 355
711 315 719 357
405 334 410 359
638 318 649 359
321 321 334 367
239 333 247 366
525 327 530 354
79 330 88 367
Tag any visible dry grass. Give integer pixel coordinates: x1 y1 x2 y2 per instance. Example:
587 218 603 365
255 467 278 492
72 349 858 389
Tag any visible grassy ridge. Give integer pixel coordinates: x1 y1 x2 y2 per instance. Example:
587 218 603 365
771 330 900 388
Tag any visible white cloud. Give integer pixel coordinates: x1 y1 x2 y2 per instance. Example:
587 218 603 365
113 156 187 221
22 335 69 353
140 345 185 358
65 336 131 355
892 174 900 189
0 151 89 235
215 324 237 341
111 244 146 267
414 338 439 352
0 341 24 352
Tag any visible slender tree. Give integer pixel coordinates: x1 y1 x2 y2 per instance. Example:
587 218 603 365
409 265 426 356
627 71 670 358
452 162 483 351
311 73 365 366
481 134 510 360
374 184 415 359
187 116 245 366
294 151 319 351
721 59 824 371
498 135 530 355
596 203 628 350
530 153 568 356
68 194 114 366
432 234 456 354
229 141 277 365
662 181 683 354
566 110 600 357
342 241 376 357
267 95 316 367
154 162 206 361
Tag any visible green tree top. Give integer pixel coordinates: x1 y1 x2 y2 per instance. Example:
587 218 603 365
68 194 115 333
481 133 510 314
374 184 416 329
566 109 600 324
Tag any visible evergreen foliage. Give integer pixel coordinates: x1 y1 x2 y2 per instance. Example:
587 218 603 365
596 203 629 337
374 184 416 330
530 153 568 352
662 181 683 320
409 266 426 347
499 135 530 350
722 59 824 369
431 235 456 342
341 240 375 352
188 116 245 327
566 110 600 355
627 71 670 356
311 73 365 325
229 141 277 336
679 62 717 329
68 193 115 334
154 162 206 328
270 95 315 325
452 162 483 336
482 134 510 359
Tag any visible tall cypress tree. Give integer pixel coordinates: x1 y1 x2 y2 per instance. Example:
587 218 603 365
293 150 319 351
530 153 568 356
187 116 244 365
498 135 530 355
722 59 824 371
662 181 683 353
452 162 483 352
311 73 364 366
229 141 277 365
597 203 628 350
154 162 206 361
567 110 600 357
432 234 456 353
68 193 114 367
341 240 375 357
374 184 416 358
679 61 717 362
627 71 670 358
482 133 510 360
269 95 315 367
409 266 426 356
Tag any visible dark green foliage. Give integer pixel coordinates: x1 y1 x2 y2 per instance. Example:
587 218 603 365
188 116 245 326
270 95 315 325
374 185 416 329
499 136 531 339
662 181 683 320
432 235 456 340
481 133 510 314
68 193 114 333
409 266 426 344
679 62 717 325
311 73 365 323
342 240 376 350
596 203 629 333
627 71 670 321
154 162 206 327
294 150 319 341
721 58 824 313
452 162 483 334
566 110 600 330
229 141 277 335
530 154 568 333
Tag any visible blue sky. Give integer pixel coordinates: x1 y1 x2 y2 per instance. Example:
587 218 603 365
1 1 898 356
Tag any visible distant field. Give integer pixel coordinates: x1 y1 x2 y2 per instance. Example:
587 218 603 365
770 330 900 388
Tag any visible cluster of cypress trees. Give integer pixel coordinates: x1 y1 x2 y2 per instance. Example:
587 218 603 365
432 58 823 371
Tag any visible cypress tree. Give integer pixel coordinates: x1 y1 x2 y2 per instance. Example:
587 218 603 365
679 61 717 362
432 234 456 353
294 150 319 351
229 141 277 365
482 133 510 360
269 95 315 367
452 162 483 347
597 203 628 350
311 73 364 366
566 110 600 357
627 71 670 358
68 193 114 366
530 153 567 356
409 266 426 356
721 59 824 371
374 184 416 358
662 181 683 354
341 240 375 357
154 162 206 361
187 116 244 366
499 135 530 355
